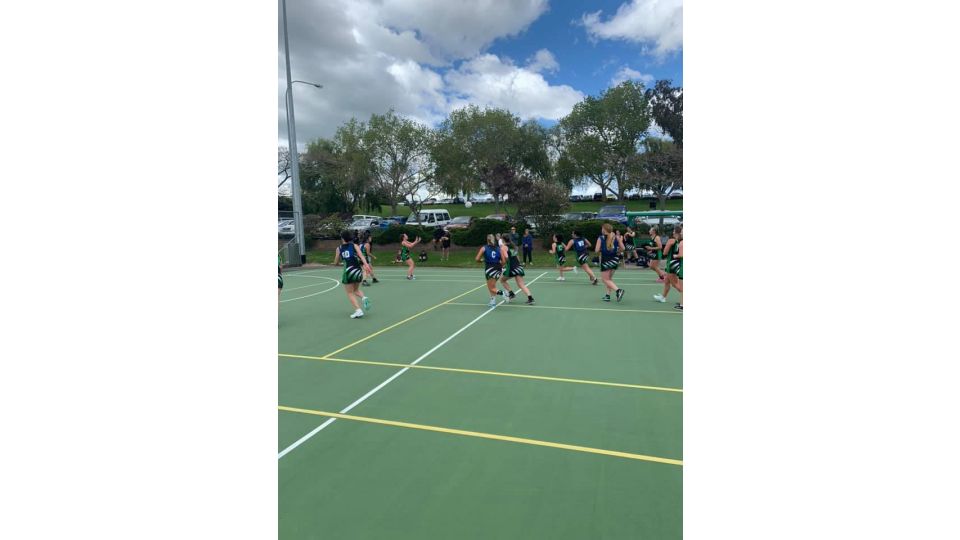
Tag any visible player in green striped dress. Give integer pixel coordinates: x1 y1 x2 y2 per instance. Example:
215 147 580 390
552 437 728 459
499 236 535 305
549 233 577 281
333 231 372 319
360 232 379 286
653 226 683 305
674 230 683 311
645 226 667 282
400 233 421 280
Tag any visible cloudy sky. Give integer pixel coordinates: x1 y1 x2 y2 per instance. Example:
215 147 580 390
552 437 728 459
278 0 682 151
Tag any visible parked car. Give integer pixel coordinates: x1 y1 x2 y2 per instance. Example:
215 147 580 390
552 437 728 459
407 209 452 227
387 215 408 225
378 217 404 229
422 198 437 205
351 214 380 221
278 220 295 236
637 216 682 227
471 194 495 203
668 189 683 199
562 212 587 221
484 214 510 221
596 205 628 224
347 218 382 235
444 216 475 230
606 194 619 201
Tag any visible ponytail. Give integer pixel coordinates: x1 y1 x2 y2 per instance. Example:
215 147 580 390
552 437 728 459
602 223 615 251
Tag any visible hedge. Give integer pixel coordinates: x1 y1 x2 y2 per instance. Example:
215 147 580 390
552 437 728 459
371 224 436 245
449 218 518 246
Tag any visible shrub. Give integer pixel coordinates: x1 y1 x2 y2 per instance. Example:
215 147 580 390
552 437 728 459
450 218 515 246
372 224 435 245
304 214 348 241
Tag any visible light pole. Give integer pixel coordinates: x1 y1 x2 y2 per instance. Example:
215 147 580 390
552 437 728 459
281 0 323 265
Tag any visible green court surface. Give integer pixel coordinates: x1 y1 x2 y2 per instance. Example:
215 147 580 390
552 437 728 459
279 264 682 539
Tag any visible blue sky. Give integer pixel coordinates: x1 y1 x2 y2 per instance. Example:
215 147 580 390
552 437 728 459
485 0 683 104
280 0 683 148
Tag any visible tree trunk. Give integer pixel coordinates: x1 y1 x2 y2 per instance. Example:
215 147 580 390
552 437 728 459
390 202 398 216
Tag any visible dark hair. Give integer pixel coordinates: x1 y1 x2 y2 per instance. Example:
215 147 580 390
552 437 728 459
554 233 565 243
572 230 581 238
502 235 514 247
341 230 354 242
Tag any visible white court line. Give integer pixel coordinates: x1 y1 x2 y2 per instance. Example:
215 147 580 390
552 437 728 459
283 281 338 292
280 276 340 303
277 271 548 460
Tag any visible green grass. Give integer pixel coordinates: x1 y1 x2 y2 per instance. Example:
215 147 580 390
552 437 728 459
369 199 683 219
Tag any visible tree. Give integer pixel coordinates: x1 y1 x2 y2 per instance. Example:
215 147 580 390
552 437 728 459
278 147 292 191
300 138 351 215
628 138 682 211
364 110 435 216
432 106 550 215
503 174 569 227
557 81 652 201
645 80 683 147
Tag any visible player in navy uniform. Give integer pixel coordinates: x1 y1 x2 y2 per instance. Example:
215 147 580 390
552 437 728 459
499 235 535 305
332 231 372 319
565 230 598 285
475 234 504 308
596 223 625 302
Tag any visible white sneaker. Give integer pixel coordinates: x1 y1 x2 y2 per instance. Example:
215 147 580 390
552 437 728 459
556 276 565 281
350 309 364 318
573 266 578 273
488 298 497 308
653 294 666 303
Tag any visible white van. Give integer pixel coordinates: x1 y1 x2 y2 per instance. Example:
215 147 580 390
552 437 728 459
407 209 452 227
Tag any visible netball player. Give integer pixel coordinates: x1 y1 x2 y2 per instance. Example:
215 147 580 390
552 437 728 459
596 223 625 302
332 231 372 319
549 233 577 281
499 235 535 305
565 231 598 285
475 234 504 308
400 233 421 280
653 226 683 304
645 226 667 282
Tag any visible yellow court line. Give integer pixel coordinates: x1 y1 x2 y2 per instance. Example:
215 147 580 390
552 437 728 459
444 302 680 315
321 285 486 359
278 405 683 466
279 353 682 394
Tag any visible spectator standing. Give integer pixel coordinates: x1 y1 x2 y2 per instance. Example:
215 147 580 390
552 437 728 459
521 229 534 264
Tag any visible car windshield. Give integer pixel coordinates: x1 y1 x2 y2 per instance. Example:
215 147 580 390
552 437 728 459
598 206 625 214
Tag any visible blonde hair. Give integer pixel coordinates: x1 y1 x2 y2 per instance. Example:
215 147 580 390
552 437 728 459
486 234 496 246
602 223 615 251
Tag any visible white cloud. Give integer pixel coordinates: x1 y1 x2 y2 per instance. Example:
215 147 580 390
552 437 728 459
445 54 584 121
279 0 578 149
582 0 683 56
610 66 655 87
376 0 549 60
526 49 559 73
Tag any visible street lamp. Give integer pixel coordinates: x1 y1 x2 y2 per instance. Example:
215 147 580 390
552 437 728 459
281 0 323 265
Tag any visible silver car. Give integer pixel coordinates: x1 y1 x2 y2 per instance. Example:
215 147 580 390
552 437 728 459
278 220 295 236
347 218 382 235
